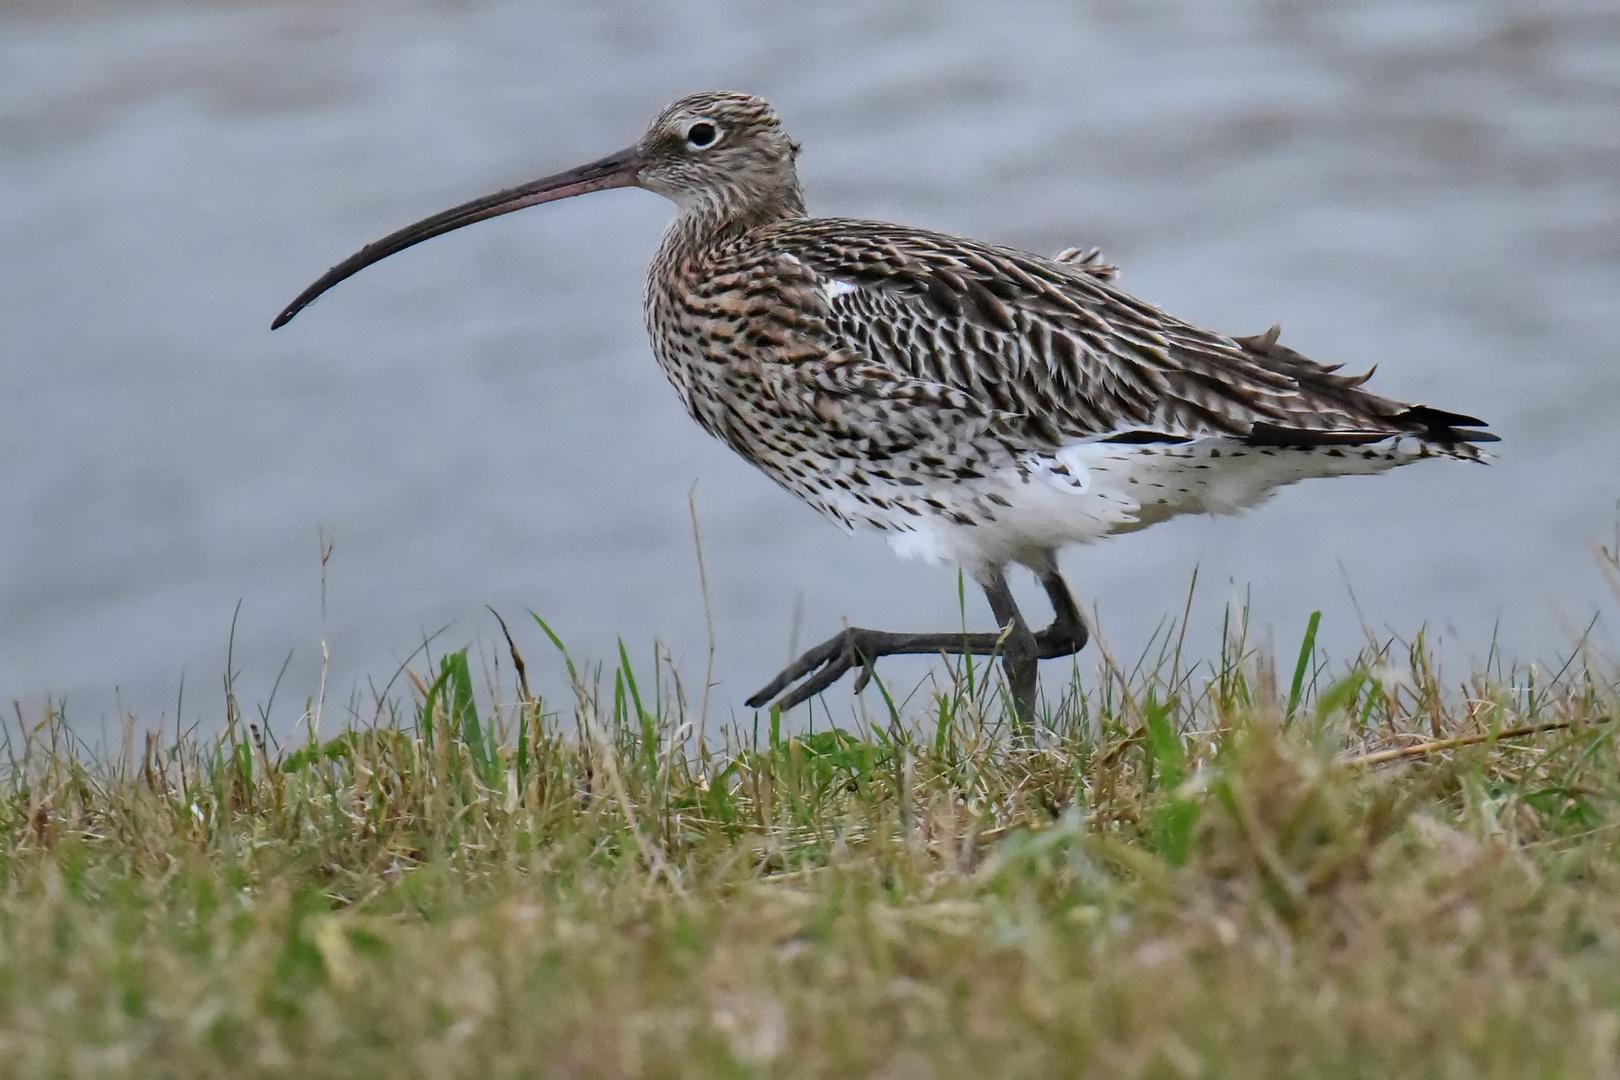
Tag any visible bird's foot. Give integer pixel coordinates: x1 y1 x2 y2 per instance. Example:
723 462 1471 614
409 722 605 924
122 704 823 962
746 627 1006 713
745 620 1090 713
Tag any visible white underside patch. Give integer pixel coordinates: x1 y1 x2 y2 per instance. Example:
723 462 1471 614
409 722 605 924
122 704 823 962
879 434 1443 574
888 527 952 563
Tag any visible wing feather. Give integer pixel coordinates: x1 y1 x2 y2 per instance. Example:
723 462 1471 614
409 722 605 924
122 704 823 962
748 218 1493 448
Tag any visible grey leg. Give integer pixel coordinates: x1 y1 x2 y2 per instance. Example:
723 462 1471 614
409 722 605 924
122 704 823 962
980 569 1039 723
745 563 1089 716
1033 563 1089 656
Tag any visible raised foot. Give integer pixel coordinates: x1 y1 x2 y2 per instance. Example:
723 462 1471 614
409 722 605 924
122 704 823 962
745 627 947 713
745 619 1090 714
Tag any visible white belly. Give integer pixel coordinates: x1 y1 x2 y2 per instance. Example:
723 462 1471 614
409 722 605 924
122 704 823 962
874 435 1437 576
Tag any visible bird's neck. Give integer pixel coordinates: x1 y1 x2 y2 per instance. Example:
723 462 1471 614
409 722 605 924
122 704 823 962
661 183 807 256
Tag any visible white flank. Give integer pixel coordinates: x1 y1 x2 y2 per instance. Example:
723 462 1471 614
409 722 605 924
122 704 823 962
880 435 1437 576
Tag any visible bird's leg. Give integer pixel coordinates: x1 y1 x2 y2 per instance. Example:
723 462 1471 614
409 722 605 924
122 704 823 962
1032 563 1089 658
745 569 1063 723
981 570 1040 725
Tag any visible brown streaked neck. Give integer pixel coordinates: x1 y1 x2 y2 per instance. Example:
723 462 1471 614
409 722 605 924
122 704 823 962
661 180 809 255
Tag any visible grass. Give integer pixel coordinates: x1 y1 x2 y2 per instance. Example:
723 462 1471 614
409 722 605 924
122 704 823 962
4 595 1620 1079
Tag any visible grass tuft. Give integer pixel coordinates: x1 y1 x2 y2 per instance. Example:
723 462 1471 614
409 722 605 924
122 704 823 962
2 616 1619 1077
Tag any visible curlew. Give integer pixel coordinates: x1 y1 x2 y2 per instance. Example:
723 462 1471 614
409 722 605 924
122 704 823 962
274 91 1496 722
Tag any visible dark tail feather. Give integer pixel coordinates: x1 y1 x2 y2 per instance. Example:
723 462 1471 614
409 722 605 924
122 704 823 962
1235 322 1497 449
1396 405 1500 443
1246 406 1499 450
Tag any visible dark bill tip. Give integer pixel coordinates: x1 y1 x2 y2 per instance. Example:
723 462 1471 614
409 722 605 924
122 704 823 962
271 145 641 329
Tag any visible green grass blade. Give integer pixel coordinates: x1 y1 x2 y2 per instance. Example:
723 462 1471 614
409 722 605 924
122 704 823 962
1287 610 1322 722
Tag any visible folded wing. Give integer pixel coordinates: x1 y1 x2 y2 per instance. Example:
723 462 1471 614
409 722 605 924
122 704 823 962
757 218 1496 452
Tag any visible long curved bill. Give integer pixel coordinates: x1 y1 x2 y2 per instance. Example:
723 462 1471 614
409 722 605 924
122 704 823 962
272 145 641 329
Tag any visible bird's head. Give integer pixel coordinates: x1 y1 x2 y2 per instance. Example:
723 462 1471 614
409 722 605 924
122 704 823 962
633 91 803 214
272 91 802 329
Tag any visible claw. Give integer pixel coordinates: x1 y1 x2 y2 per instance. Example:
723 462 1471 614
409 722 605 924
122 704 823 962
748 627 873 711
774 646 858 711
745 631 846 708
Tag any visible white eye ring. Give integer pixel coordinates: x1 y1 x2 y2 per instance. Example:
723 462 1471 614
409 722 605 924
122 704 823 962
684 120 721 149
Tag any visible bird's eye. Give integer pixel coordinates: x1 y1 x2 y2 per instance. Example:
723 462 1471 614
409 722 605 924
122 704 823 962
685 121 719 149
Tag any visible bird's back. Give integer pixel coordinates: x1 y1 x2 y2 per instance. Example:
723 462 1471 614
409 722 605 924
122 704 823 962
759 217 1493 449
642 211 1495 571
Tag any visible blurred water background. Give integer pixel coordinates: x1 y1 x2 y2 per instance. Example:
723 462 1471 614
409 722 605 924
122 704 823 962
3 0 1618 733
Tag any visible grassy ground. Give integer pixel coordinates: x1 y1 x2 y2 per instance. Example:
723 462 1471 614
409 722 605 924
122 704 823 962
4 602 1620 1079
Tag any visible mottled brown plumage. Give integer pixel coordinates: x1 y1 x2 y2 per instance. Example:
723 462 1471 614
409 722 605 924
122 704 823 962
274 90 1495 723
